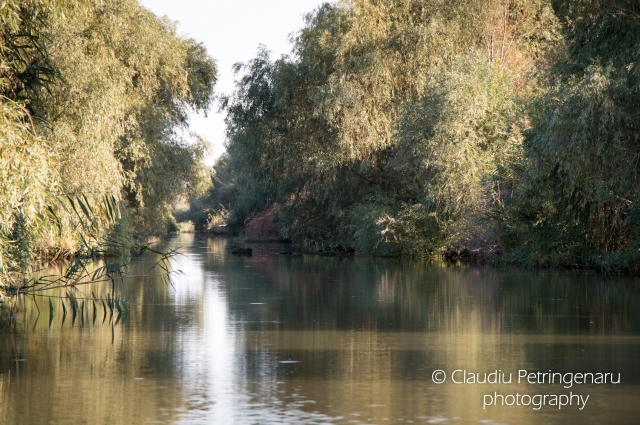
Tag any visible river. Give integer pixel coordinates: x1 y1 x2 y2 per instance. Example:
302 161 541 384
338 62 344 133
1 234 639 424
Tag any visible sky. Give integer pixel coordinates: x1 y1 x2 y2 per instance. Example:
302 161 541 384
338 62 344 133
138 0 329 165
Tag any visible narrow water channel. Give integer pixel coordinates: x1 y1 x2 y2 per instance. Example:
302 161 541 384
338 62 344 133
1 234 639 424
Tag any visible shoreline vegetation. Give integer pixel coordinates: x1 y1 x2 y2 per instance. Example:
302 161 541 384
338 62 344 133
2 1 640 302
193 0 640 273
0 0 216 301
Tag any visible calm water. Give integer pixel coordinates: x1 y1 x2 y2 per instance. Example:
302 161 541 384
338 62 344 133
2 234 640 424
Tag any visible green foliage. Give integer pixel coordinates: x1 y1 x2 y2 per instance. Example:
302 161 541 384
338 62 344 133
218 0 560 258
0 0 217 294
500 0 640 270
204 0 640 270
347 201 441 256
0 1 59 293
394 53 526 244
316 0 558 164
176 221 195 233
36 0 217 237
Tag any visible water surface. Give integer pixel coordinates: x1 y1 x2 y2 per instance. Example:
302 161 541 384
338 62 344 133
1 234 639 424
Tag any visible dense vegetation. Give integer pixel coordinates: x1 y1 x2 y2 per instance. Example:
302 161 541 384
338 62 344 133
0 0 216 297
206 0 640 271
2 0 638 295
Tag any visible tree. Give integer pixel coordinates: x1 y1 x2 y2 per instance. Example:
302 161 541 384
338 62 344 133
0 0 217 293
500 0 640 269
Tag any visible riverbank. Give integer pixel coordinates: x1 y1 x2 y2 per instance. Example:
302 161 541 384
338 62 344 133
196 1 640 277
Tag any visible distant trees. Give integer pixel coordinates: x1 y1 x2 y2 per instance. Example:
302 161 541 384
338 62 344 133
215 0 640 270
0 0 216 289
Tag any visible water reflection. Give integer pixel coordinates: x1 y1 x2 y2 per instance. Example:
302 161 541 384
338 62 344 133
1 234 640 424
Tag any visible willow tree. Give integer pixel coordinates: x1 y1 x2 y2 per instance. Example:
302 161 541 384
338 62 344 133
0 0 216 292
499 0 640 269
220 3 348 239
221 0 559 255
322 0 559 254
0 0 61 291
36 0 216 239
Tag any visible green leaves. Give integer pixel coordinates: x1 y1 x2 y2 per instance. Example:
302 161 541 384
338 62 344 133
499 1 640 269
220 0 557 257
0 0 217 294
